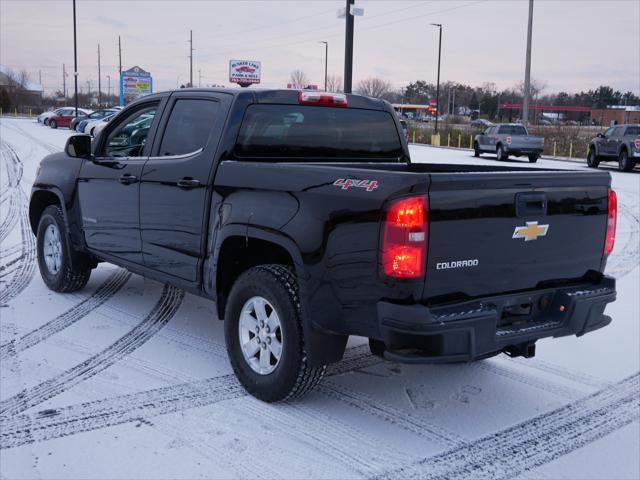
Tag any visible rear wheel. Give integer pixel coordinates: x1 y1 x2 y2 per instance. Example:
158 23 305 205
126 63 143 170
528 154 539 163
36 205 91 292
618 150 634 172
496 145 507 161
224 264 326 402
587 147 600 168
49 119 57 129
473 142 480 157
44 118 49 126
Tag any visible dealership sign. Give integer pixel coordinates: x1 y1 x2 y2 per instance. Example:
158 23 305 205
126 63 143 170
229 60 261 85
120 66 153 106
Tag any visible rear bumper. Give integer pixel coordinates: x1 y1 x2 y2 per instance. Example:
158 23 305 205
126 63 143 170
504 146 543 156
376 276 616 363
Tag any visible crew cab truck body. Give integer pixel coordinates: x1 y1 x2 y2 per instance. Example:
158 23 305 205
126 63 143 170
474 123 545 162
30 89 617 402
587 124 640 172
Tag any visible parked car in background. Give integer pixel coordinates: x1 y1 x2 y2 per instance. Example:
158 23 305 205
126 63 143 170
48 108 92 129
38 108 65 125
474 123 544 162
587 124 640 172
71 109 117 132
470 118 494 129
89 113 119 137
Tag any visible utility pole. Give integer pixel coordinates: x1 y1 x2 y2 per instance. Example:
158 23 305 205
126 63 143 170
72 0 78 116
522 0 534 126
118 35 122 104
189 30 193 87
62 64 67 99
107 75 111 100
198 69 202 87
320 41 328 91
97 43 102 106
430 23 442 134
343 0 354 93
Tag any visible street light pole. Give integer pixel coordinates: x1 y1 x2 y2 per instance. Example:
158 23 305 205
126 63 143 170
430 23 442 134
320 41 328 91
107 75 111 101
344 0 354 93
72 0 78 116
522 0 534 126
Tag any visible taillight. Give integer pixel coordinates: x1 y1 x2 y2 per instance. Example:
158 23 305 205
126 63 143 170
506 136 512 145
604 189 617 256
382 196 427 278
298 91 348 107
634 138 640 150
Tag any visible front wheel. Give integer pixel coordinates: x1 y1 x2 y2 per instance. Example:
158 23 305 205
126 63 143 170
224 264 325 402
37 205 91 292
528 154 539 163
587 148 600 168
618 150 635 172
49 119 57 129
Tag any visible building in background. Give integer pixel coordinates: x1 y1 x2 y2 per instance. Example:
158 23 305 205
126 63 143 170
0 64 44 111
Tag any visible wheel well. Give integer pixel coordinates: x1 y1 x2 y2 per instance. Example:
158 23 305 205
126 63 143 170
620 145 628 154
496 143 502 150
216 236 294 320
29 190 61 235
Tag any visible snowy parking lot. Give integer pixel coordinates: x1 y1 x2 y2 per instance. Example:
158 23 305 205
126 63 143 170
0 117 638 479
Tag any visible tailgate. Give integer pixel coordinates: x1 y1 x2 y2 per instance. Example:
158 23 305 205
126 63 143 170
509 136 543 148
424 170 610 301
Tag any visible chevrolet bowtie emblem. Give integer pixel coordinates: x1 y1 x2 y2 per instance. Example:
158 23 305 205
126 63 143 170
513 221 549 241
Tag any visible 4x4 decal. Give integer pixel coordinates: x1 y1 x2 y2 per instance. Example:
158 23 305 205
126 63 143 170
333 178 379 192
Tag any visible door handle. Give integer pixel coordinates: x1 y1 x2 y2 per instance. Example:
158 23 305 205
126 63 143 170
177 177 201 189
515 192 547 217
119 174 138 185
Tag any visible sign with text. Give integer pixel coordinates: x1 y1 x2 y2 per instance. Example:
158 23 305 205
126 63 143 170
229 60 261 85
119 66 153 106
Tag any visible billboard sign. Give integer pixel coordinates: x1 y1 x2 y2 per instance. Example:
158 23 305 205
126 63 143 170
229 60 261 85
120 66 153 106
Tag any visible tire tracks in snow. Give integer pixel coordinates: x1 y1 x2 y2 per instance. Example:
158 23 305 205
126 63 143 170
374 372 640 480
605 203 640 279
319 381 467 449
0 346 380 449
0 284 184 416
0 268 131 360
0 142 35 307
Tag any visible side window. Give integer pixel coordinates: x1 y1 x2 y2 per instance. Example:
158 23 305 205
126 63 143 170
603 127 614 137
612 127 624 137
101 104 158 158
158 99 219 156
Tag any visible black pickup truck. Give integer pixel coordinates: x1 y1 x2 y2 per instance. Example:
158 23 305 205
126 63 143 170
30 89 618 402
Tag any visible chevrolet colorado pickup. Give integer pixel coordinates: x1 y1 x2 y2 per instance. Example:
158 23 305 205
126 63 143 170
30 89 617 402
474 123 545 162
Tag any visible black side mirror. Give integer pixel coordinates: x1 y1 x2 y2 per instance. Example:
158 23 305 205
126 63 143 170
65 135 92 158
596 133 605 138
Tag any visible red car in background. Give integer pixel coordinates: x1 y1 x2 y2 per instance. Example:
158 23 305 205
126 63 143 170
48 107 92 129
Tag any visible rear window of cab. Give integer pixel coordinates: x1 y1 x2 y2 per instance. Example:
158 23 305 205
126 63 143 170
234 104 404 161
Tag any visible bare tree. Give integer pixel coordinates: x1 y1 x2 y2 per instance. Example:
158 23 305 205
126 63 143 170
326 75 343 93
289 69 310 87
516 79 547 100
17 69 31 88
355 78 392 99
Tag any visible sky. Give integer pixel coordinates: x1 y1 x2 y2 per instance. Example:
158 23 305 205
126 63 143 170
1 0 639 97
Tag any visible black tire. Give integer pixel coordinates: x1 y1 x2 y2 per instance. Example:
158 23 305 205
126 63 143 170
528 154 539 163
368 338 385 358
224 264 326 402
473 143 480 157
587 147 600 168
50 119 57 129
618 150 635 172
44 118 49 126
36 205 91 292
496 145 507 161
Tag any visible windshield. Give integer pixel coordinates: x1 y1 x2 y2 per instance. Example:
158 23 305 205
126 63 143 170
235 105 404 161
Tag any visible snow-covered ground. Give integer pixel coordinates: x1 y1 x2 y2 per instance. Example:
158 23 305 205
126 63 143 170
0 117 638 479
